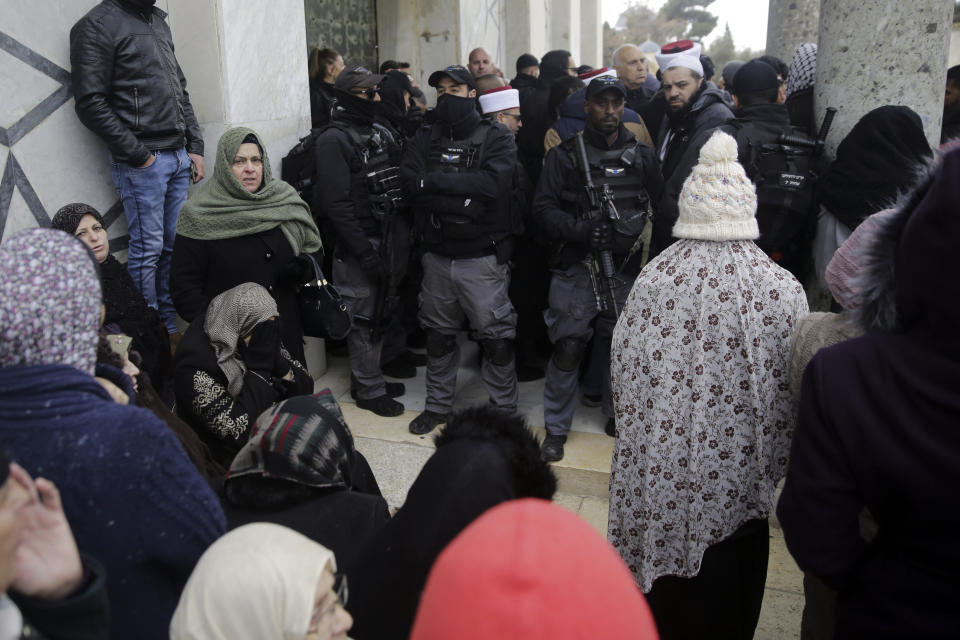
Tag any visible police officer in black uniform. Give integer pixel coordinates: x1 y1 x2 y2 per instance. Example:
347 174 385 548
534 75 663 461
313 66 410 417
401 65 520 435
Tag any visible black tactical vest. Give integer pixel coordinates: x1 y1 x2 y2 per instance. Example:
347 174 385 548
422 121 512 245
326 123 402 235
561 135 652 240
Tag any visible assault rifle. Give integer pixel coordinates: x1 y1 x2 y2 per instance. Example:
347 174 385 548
367 164 404 343
575 133 621 318
778 107 837 156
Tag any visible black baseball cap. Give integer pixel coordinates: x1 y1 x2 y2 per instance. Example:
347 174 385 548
335 66 385 92
428 65 476 90
585 75 627 100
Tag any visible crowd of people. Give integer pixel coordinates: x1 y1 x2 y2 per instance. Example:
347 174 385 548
0 0 958 637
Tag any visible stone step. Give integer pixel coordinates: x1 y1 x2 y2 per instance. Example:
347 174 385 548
343 403 613 503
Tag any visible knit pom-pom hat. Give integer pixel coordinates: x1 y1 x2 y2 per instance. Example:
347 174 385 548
672 130 759 241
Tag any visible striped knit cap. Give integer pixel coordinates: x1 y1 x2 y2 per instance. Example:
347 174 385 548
227 390 357 489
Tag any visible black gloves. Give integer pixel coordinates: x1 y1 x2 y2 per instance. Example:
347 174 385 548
361 253 385 283
279 254 317 285
242 319 287 378
579 218 614 250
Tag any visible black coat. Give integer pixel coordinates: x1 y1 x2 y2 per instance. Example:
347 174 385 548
10 555 110 640
310 79 336 129
778 155 960 639
173 313 314 469
69 0 202 165
170 227 308 364
534 124 663 271
651 85 734 257
785 87 815 137
100 255 173 391
223 451 390 571
344 407 556 640
401 118 517 259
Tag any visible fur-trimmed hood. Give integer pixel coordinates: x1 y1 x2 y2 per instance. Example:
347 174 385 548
854 147 960 345
434 406 557 500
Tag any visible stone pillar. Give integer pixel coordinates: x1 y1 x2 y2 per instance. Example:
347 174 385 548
580 0 603 69
166 0 311 168
503 0 548 77
548 0 582 64
814 0 953 156
765 0 821 64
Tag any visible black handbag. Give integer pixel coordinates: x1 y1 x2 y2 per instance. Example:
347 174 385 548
297 254 351 340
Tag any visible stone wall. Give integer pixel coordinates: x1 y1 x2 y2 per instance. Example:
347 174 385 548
0 0 311 248
0 0 120 247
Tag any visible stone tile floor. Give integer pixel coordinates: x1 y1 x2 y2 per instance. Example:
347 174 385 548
313 340 804 639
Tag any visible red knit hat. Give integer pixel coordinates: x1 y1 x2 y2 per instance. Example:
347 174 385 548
409 499 659 640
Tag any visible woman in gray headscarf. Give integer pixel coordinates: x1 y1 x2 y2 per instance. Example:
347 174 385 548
174 282 314 468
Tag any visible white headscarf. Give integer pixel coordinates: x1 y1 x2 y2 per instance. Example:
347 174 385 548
170 523 335 640
609 238 808 592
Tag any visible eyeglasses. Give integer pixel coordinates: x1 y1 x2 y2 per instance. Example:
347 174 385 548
351 87 379 98
309 573 349 632
334 572 349 606
502 113 522 122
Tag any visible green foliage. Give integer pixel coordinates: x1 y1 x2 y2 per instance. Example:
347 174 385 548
706 23 763 71
658 0 719 39
602 3 762 75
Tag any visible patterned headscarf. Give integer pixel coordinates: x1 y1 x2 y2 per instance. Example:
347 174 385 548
786 43 817 98
203 283 278 398
50 202 105 235
609 239 808 591
0 229 101 375
228 390 358 489
170 523 335 640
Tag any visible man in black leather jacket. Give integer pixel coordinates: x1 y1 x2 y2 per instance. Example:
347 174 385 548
70 0 204 337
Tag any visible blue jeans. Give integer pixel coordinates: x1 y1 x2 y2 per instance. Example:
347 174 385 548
109 147 191 333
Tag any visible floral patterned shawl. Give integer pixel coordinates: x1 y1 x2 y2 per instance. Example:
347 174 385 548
608 239 808 591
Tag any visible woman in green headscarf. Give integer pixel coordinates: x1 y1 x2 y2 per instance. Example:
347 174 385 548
171 127 323 366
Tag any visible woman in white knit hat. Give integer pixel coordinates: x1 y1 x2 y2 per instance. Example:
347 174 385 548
607 130 808 639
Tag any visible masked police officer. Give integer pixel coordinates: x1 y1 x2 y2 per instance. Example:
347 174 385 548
534 75 663 461
401 65 520 435
313 66 410 417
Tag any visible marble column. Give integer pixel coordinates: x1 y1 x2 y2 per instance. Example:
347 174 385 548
579 0 603 69
548 0 582 64
765 0 821 64
503 0 548 75
166 0 311 168
814 0 953 156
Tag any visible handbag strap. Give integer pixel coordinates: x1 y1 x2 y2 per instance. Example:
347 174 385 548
302 253 330 286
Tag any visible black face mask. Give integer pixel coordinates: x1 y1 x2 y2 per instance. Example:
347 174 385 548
121 0 157 13
434 94 478 128
336 91 378 125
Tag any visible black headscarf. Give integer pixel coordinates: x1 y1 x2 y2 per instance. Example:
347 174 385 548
820 106 933 230
50 202 104 234
344 406 556 640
